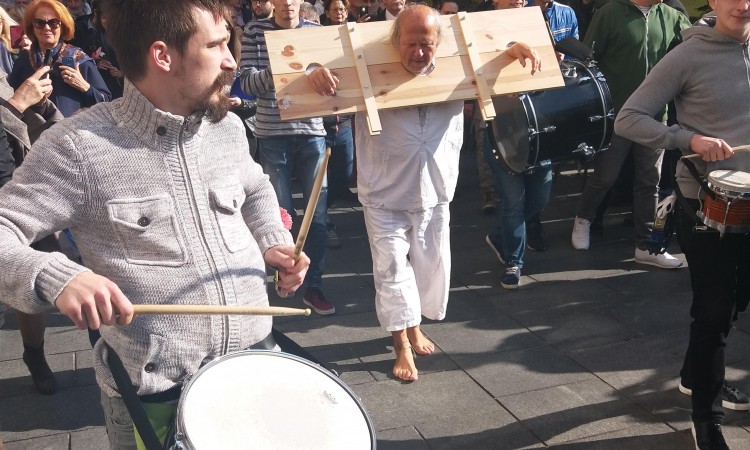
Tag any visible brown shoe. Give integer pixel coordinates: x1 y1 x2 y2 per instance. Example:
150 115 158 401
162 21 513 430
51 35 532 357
302 287 336 315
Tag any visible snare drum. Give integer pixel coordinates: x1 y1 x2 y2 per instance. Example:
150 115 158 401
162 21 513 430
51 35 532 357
489 59 614 173
167 350 376 450
697 170 750 234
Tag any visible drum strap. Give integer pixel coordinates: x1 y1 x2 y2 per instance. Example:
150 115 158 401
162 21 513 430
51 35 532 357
682 157 717 201
106 345 164 450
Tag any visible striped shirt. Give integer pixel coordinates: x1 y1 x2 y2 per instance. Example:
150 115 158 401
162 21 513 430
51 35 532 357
240 19 325 138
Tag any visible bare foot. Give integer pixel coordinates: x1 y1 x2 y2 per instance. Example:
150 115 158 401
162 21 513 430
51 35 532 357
393 341 418 381
407 326 435 355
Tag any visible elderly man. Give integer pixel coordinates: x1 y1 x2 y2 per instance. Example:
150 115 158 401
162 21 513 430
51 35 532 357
308 4 541 380
0 0 309 448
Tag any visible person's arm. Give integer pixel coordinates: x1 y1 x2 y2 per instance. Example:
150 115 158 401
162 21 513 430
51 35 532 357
615 51 695 154
239 22 275 96
0 127 89 315
0 124 15 187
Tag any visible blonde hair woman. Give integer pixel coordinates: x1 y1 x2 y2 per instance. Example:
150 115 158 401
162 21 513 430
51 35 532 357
0 7 19 73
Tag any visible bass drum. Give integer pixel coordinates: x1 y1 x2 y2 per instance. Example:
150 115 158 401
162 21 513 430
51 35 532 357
489 59 614 173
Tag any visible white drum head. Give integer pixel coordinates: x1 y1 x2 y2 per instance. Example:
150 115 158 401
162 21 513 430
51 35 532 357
707 170 750 194
177 351 374 450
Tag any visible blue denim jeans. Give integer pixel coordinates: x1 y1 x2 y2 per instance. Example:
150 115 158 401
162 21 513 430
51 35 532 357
483 133 553 269
325 125 354 208
258 135 327 287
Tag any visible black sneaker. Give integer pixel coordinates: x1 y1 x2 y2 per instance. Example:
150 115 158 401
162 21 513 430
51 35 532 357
692 421 729 450
326 228 342 249
526 222 546 251
23 343 57 395
679 380 750 411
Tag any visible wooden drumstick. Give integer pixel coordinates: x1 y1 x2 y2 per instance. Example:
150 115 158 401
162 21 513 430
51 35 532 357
276 148 332 296
132 304 311 316
682 145 750 160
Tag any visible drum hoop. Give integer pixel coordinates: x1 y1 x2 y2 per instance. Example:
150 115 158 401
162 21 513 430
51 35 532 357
521 92 540 165
173 350 377 450
576 61 611 153
706 171 750 197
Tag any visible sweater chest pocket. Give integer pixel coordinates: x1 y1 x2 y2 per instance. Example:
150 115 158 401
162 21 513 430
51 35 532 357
210 185 251 253
106 195 187 266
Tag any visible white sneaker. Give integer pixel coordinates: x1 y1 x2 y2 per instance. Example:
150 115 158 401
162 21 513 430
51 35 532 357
634 248 683 269
571 217 591 250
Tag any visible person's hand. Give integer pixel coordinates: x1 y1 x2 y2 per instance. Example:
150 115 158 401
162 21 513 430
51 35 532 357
19 34 31 52
506 42 542 75
689 134 733 162
108 66 123 79
306 65 339 96
356 13 371 23
54 272 134 330
265 245 310 297
228 96 242 108
96 58 112 71
6 65 53 113
60 63 91 93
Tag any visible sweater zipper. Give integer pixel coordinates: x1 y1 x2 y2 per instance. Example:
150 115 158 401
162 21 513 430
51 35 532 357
744 43 750 120
177 123 230 356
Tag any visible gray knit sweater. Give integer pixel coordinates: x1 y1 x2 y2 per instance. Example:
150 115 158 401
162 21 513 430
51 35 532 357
0 81 293 396
615 25 750 199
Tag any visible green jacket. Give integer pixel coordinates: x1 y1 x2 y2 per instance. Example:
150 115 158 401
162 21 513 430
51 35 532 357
583 0 690 114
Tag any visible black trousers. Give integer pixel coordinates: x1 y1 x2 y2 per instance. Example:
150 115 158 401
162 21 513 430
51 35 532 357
677 200 750 423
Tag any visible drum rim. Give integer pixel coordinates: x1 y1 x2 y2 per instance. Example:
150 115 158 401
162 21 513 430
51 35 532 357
706 170 750 196
172 349 377 450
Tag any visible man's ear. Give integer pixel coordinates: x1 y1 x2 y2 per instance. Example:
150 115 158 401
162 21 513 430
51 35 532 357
149 41 174 73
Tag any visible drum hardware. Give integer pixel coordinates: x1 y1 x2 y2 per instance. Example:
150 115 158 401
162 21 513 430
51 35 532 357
528 125 556 137
573 143 596 158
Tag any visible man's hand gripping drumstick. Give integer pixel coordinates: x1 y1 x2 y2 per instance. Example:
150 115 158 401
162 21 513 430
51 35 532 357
682 135 750 162
275 148 332 297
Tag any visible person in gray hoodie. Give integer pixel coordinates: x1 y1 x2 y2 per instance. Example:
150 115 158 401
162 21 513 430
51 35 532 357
615 2 750 448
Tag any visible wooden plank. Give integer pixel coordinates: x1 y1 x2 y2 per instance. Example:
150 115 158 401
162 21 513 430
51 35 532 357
454 11 495 121
343 23 381 134
267 7 562 122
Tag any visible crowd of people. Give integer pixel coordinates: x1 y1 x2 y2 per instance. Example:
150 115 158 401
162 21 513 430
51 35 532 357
0 0 746 449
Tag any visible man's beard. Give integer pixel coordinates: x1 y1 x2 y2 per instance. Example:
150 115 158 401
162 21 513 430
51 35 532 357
196 70 235 123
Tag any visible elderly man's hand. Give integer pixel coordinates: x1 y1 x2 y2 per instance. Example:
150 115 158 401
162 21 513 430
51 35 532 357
507 42 542 75
7 66 53 113
306 65 339 97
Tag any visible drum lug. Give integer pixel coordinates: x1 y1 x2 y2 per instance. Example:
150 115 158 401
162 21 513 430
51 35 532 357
573 143 596 157
528 126 556 137
588 115 605 122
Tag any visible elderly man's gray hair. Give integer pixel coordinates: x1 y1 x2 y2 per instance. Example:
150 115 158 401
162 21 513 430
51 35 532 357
389 4 442 47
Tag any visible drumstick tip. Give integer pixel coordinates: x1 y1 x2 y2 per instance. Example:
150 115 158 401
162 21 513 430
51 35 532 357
304 308 312 316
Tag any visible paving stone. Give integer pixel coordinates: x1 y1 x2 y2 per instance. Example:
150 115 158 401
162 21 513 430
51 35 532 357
3 432 68 449
422 315 544 356
512 306 640 352
499 378 657 445
349 370 501 432
454 345 594 398
376 426 430 450
489 279 625 316
0 385 103 442
0 352 75 398
417 409 545 450
568 330 686 393
549 423 693 450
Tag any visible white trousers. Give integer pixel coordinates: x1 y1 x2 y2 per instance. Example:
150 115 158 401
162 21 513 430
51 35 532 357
363 204 451 332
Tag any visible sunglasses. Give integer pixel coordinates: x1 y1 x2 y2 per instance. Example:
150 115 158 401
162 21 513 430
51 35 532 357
32 18 62 30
